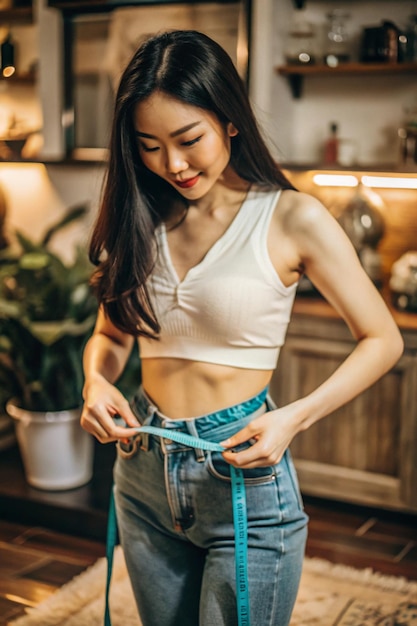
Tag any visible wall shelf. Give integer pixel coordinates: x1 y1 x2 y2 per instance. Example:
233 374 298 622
280 162 417 174
47 0 239 14
2 159 414 173
276 62 417 98
291 0 407 7
0 6 33 22
0 72 36 84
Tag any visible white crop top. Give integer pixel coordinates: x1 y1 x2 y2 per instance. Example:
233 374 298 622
138 188 298 370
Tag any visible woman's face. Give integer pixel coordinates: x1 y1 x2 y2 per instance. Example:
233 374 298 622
133 91 237 199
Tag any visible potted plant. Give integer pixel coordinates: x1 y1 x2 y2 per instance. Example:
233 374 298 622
0 205 98 490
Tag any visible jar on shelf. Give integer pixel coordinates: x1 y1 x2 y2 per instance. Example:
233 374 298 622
390 252 417 312
405 14 417 62
324 10 351 67
284 10 317 65
398 104 417 164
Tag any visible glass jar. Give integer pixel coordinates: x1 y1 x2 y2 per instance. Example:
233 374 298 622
405 14 417 61
284 10 317 65
324 10 351 66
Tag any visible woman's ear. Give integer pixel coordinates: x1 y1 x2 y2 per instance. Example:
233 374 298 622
227 122 239 137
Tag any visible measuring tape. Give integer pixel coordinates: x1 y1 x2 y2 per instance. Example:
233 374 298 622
104 426 250 626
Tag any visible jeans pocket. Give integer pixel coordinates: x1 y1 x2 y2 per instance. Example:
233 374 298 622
281 449 305 512
207 451 276 484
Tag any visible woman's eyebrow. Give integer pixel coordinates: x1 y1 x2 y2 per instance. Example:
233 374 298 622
135 121 202 139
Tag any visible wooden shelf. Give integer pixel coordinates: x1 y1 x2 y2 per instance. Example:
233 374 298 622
48 0 238 14
276 62 417 98
280 162 417 174
0 5 33 22
0 72 36 84
0 158 414 172
291 0 411 8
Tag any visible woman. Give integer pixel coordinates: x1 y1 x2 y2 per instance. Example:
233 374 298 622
81 30 403 626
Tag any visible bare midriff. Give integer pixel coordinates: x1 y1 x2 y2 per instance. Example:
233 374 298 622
141 358 273 419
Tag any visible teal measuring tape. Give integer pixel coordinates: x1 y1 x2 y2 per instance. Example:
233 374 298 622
104 426 250 626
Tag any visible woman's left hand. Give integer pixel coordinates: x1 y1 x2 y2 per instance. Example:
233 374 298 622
220 404 301 468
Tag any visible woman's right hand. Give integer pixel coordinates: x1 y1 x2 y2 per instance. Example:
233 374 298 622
81 373 140 443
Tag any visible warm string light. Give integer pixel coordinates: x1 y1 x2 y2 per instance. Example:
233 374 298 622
313 173 417 189
361 176 417 190
313 174 358 187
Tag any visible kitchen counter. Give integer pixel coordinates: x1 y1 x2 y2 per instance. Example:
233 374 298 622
293 293 417 332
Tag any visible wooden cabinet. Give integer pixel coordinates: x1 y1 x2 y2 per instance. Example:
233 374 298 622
270 303 417 513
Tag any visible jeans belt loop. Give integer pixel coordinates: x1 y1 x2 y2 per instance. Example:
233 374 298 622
159 431 174 454
140 403 157 451
115 434 141 460
186 421 206 462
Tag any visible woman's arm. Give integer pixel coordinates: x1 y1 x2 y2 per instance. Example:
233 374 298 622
222 192 404 467
81 307 140 443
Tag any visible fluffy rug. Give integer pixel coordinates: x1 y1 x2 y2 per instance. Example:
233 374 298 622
10 547 417 626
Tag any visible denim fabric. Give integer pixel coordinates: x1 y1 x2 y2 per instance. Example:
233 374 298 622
114 387 309 626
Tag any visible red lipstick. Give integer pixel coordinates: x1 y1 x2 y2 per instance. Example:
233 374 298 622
175 175 200 189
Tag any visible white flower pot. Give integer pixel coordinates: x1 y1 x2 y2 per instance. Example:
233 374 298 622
7 402 94 491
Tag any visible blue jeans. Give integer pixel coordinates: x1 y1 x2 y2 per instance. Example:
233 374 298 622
114 387 308 626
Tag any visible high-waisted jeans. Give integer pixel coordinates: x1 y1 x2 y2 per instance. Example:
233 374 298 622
114 387 309 626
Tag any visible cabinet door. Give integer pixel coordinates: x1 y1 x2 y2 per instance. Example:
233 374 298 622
270 331 417 512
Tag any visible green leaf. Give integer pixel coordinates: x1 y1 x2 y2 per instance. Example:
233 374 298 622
0 300 21 318
23 315 96 346
0 203 99 410
19 253 51 271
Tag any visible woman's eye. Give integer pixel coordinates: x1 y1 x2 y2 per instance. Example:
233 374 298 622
182 136 202 147
140 143 159 153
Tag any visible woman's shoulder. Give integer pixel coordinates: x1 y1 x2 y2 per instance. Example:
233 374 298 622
273 189 330 236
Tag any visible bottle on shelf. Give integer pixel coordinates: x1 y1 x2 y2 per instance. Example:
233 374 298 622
324 122 339 165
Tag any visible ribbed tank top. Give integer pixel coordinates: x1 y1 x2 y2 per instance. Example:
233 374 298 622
139 188 298 369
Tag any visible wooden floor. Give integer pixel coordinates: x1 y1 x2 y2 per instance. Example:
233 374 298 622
0 520 105 624
1 497 416 625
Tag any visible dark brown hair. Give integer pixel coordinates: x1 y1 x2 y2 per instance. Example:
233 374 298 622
89 30 296 337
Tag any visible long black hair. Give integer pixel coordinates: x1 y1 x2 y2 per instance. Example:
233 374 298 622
89 30 296 337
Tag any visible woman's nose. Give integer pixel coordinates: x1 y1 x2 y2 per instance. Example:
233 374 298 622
165 148 187 174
